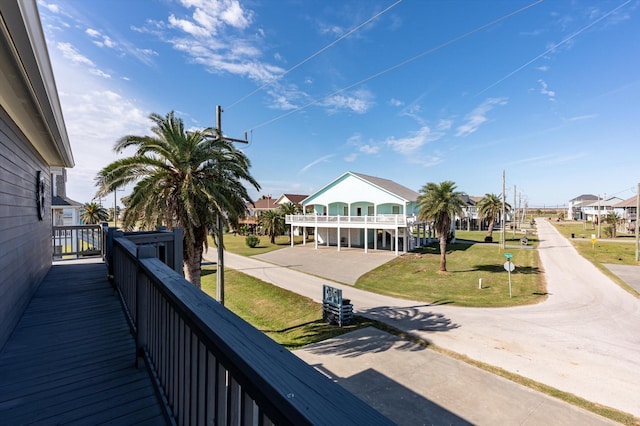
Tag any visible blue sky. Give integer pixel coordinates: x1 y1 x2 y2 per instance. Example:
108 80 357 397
38 0 639 209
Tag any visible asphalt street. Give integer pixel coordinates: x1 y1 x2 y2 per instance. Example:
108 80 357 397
203 219 640 420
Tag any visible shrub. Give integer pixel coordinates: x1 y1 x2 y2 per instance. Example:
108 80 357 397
245 235 260 248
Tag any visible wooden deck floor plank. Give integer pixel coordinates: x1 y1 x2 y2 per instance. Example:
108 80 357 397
5 373 155 424
0 352 135 398
0 259 165 425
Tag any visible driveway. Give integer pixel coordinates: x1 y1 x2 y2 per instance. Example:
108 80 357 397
209 219 640 417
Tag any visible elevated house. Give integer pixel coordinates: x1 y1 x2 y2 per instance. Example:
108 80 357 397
581 196 624 222
51 167 82 226
614 195 639 233
275 193 308 210
286 171 421 255
568 194 599 220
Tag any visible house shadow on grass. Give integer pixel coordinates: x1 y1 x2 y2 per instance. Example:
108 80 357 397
456 264 541 275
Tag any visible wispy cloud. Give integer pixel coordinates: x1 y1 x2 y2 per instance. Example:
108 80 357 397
538 79 556 101
387 126 443 155
57 42 94 66
321 89 374 114
299 154 335 174
567 113 597 122
456 97 507 137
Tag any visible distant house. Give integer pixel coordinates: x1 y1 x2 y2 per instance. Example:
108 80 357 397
568 194 599 220
613 196 638 233
275 193 308 210
581 197 623 222
0 0 74 348
51 167 82 226
285 171 420 255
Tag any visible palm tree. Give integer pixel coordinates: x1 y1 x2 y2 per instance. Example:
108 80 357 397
278 202 301 243
95 111 260 288
80 202 109 224
259 209 285 244
603 211 619 238
476 193 511 241
417 181 465 272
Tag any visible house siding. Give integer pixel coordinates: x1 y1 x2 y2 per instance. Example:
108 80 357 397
0 105 52 349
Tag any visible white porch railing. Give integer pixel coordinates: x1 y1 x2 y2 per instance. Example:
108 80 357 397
286 214 407 227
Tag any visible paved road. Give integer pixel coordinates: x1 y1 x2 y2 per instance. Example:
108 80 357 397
206 219 640 417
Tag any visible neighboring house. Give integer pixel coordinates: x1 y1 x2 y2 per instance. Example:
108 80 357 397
458 194 479 231
581 197 624 222
51 167 82 226
568 194 599 220
0 0 74 348
237 195 278 233
275 193 308 210
285 171 420 255
614 196 638 233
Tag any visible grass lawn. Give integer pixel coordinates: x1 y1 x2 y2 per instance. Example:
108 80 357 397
356 242 545 307
208 233 313 256
200 265 372 349
456 230 539 246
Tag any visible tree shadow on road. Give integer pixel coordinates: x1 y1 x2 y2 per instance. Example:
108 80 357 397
302 306 459 359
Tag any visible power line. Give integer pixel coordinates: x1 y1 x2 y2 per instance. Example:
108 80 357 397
226 0 404 110
477 0 631 96
246 0 544 132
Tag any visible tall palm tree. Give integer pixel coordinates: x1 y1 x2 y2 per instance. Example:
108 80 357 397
476 193 511 241
80 202 109 224
95 111 260 288
259 209 285 244
417 181 465 272
603 211 619 238
278 202 301 243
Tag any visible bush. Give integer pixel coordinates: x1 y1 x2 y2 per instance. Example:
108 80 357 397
245 235 260 248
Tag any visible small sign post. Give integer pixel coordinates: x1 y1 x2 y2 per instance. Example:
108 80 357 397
504 253 515 298
591 234 596 250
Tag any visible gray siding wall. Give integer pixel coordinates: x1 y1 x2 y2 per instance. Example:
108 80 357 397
0 106 52 349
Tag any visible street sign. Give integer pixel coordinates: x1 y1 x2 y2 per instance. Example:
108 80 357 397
503 261 515 272
504 253 513 259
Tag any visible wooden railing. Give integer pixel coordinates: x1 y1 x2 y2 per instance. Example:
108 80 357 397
107 228 391 425
52 225 103 259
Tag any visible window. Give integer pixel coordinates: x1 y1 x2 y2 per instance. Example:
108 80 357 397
392 205 400 214
367 206 374 216
356 207 362 216
343 206 348 216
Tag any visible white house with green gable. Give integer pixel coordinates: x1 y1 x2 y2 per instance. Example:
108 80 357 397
285 172 422 255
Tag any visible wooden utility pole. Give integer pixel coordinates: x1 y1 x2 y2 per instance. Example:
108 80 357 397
636 183 640 263
215 105 248 306
501 170 506 249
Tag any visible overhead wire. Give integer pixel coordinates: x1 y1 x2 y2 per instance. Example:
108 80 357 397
245 0 544 132
226 0 404 110
477 0 631 96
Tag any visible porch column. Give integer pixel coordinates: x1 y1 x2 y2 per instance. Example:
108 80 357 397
364 216 368 254
315 226 318 249
290 224 294 247
326 228 329 247
395 226 399 256
337 217 341 252
403 228 408 253
303 227 307 245
374 228 378 250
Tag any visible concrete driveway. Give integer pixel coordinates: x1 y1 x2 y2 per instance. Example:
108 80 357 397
208 219 640 418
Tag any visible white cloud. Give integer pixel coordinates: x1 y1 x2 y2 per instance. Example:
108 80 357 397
386 126 443 155
539 79 556 101
456 97 508 137
344 153 357 162
536 65 550 72
567 114 597 122
389 98 404 107
89 69 111 78
57 42 95 66
436 119 452 131
322 89 374 114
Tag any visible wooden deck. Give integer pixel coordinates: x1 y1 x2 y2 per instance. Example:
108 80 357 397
0 259 166 425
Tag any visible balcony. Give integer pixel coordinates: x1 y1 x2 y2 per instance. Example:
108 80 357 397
0 226 390 425
286 214 409 229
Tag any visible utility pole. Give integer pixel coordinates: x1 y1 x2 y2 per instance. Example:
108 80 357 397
597 194 602 239
512 184 516 239
636 183 640 263
215 105 248 306
501 170 506 249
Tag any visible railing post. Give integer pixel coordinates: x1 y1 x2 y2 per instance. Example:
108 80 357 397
136 245 155 368
172 227 184 276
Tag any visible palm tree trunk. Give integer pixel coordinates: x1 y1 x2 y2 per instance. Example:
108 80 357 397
487 219 495 237
183 244 203 288
438 231 447 272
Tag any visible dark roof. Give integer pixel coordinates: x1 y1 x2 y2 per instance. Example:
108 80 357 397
280 194 307 205
250 197 278 210
350 172 420 201
52 195 82 207
569 194 599 202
